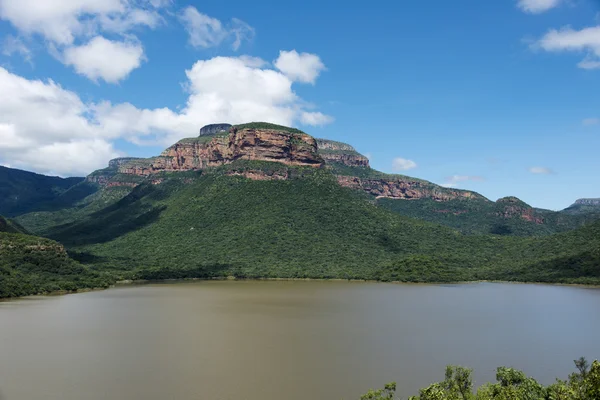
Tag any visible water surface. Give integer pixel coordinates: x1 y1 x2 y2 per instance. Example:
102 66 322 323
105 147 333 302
1 281 599 399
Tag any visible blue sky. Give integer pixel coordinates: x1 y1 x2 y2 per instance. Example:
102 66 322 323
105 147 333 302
0 0 599 210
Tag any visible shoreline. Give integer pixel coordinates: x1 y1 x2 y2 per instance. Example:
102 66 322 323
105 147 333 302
2 277 599 303
117 276 600 289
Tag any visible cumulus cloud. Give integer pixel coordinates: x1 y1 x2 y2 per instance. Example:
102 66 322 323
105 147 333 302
528 166 554 174
63 36 145 83
392 157 417 171
179 6 254 51
517 0 563 13
535 25 600 69
440 175 485 188
0 0 167 82
274 50 326 84
583 117 600 126
0 53 332 175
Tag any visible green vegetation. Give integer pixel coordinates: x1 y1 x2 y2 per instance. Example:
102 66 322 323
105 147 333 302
16 186 132 235
234 122 305 134
0 215 29 234
177 131 230 144
2 124 597 298
0 231 113 298
328 163 429 182
377 197 592 237
0 166 85 216
361 358 600 400
18 161 598 286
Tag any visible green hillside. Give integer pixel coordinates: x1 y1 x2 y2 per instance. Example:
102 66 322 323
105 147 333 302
377 196 591 237
0 215 29 234
0 230 113 299
0 166 91 216
32 161 600 285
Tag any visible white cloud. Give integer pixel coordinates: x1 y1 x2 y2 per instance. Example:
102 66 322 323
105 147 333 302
0 0 167 82
517 0 562 14
578 57 600 70
179 6 254 51
392 157 417 171
230 18 255 51
535 25 600 69
529 166 554 174
300 112 334 126
0 53 332 175
0 0 164 45
0 67 121 174
440 175 485 188
63 36 145 83
274 50 326 84
237 55 268 68
2 35 32 64
583 117 600 126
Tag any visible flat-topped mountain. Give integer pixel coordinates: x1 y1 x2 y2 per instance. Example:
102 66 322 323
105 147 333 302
74 122 597 237
1 122 598 298
562 198 600 217
92 122 484 203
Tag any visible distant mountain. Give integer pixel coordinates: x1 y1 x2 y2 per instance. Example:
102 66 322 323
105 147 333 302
562 198 600 217
0 166 95 216
9 122 598 291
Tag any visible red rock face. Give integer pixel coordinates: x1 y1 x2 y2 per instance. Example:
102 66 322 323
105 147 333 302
118 128 323 176
498 206 545 224
336 176 483 201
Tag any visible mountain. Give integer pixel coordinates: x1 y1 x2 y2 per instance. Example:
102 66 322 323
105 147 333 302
0 166 94 217
39 122 590 238
562 198 600 217
11 122 598 288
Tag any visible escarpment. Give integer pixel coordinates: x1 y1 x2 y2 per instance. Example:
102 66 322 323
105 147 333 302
87 122 487 204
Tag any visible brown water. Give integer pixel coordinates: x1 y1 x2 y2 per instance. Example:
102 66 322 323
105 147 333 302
1 281 600 400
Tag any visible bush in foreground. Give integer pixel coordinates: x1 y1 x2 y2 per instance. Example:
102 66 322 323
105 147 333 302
361 358 600 400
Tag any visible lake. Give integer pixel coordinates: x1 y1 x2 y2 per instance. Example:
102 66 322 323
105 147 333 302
1 281 599 400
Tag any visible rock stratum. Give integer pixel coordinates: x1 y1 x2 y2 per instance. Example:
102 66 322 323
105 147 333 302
117 125 323 177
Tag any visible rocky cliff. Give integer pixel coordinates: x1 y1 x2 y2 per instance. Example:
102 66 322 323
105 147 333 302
337 175 484 201
316 139 370 167
495 197 544 224
116 126 323 177
87 122 489 204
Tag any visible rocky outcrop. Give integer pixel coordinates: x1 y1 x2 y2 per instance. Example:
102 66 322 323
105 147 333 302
199 123 232 136
574 198 600 206
116 127 323 177
337 176 484 201
226 170 288 181
316 139 357 152
321 152 370 167
316 139 370 167
109 158 142 169
495 197 544 224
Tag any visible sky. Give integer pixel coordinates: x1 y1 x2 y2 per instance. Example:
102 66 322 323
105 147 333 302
0 0 599 210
